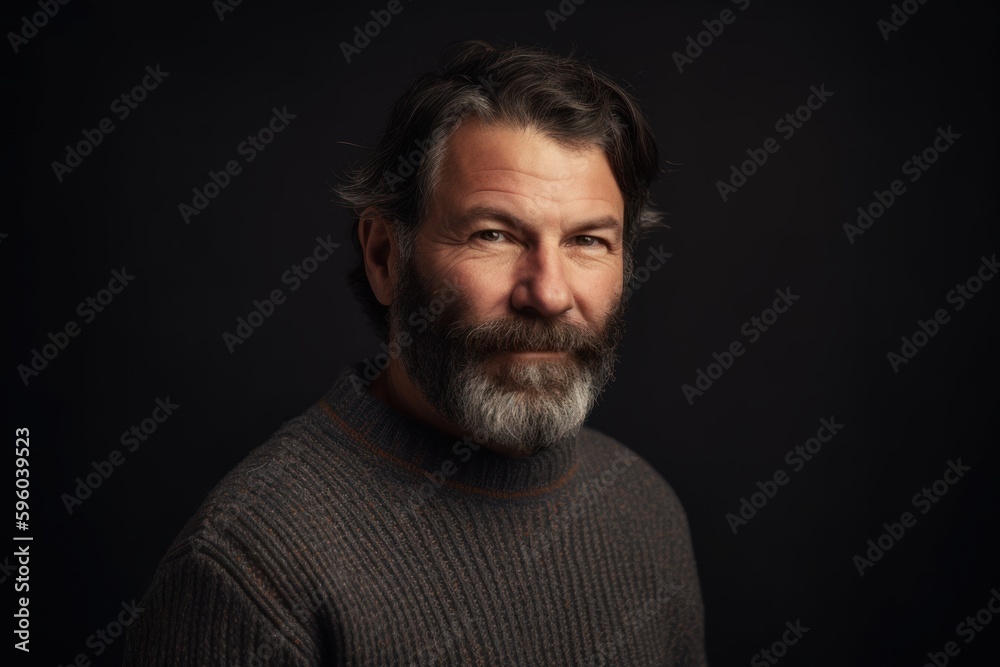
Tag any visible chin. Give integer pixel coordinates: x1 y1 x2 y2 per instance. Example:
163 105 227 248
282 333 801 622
448 361 596 455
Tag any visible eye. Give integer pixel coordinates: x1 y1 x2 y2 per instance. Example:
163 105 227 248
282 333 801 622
474 230 507 243
573 235 605 248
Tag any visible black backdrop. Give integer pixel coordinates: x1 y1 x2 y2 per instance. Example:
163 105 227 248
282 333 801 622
4 0 999 665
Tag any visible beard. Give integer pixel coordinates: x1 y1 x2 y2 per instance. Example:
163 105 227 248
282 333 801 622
387 253 627 457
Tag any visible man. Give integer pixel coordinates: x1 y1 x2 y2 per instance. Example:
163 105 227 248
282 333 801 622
125 40 707 666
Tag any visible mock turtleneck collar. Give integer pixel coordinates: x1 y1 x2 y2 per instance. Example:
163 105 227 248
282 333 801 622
312 362 580 499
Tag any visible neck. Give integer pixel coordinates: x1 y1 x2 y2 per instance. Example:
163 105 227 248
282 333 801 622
368 359 464 438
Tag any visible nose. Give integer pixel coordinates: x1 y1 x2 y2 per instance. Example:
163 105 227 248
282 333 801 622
510 243 574 318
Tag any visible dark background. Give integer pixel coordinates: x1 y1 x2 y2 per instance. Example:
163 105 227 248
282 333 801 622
3 0 998 664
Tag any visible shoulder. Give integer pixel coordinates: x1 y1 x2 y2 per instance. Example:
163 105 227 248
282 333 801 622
574 426 702 591
162 410 351 569
576 425 669 485
137 414 343 636
132 411 353 661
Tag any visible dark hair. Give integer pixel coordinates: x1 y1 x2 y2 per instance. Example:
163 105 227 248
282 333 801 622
335 39 664 339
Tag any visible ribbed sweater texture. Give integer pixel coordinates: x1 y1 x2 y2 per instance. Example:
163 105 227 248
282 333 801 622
124 363 707 666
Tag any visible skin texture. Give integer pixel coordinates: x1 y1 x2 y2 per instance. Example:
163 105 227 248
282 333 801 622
358 117 626 454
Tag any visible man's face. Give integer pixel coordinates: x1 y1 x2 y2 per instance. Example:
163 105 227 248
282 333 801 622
388 118 628 457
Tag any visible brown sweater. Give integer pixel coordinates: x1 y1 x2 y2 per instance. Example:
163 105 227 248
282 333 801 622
124 363 707 665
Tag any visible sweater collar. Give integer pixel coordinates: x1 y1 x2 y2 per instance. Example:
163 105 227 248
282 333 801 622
313 362 580 499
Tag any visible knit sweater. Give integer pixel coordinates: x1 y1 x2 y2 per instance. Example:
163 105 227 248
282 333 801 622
124 363 707 666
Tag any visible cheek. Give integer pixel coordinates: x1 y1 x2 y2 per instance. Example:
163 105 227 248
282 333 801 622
576 267 625 326
448 262 513 312
570 262 623 307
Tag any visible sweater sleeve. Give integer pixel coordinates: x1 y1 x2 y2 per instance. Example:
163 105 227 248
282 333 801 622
123 549 312 666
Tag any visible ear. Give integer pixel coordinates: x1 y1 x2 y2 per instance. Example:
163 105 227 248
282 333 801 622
358 207 398 307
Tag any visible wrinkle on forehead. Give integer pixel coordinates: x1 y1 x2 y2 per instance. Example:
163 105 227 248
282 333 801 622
431 118 625 224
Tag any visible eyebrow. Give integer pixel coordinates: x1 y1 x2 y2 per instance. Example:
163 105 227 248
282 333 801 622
454 205 624 242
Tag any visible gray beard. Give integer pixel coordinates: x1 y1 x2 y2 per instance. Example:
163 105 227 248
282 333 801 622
388 254 626 457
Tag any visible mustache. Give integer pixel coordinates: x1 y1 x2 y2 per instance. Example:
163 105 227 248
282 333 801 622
445 315 610 357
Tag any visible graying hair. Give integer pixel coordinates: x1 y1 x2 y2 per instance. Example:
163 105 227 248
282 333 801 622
335 39 665 338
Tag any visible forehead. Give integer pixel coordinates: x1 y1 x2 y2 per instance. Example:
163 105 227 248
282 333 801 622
428 118 625 224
